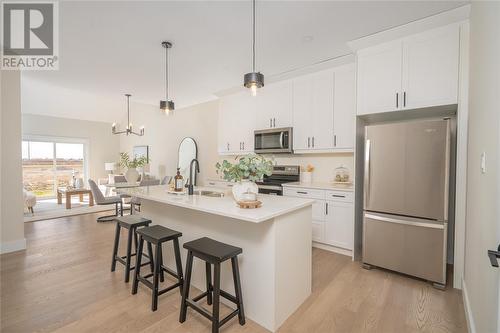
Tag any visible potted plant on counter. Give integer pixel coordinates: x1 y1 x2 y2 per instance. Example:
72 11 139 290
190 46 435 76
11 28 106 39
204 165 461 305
216 154 273 202
119 152 148 182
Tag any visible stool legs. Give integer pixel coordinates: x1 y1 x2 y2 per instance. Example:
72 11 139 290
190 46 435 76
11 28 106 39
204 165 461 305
147 242 154 272
179 251 193 323
205 262 213 305
131 236 144 295
124 228 134 282
212 263 221 333
173 238 184 296
158 246 165 283
111 223 121 272
152 244 161 311
231 257 245 325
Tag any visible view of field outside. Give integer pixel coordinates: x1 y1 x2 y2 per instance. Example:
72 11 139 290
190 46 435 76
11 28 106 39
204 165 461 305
22 141 85 198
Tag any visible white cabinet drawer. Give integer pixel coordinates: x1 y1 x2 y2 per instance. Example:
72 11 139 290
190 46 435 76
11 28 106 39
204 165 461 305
325 190 353 203
283 187 325 200
312 221 325 242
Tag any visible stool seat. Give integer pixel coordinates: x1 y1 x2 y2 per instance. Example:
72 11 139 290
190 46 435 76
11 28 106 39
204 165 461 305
114 215 152 229
136 225 182 244
184 237 242 263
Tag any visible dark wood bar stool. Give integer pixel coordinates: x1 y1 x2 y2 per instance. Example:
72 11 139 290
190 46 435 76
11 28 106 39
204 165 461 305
111 215 154 283
132 225 184 311
179 237 245 333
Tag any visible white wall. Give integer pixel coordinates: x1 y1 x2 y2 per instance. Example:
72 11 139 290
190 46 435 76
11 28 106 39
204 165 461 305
464 2 500 332
119 100 220 183
1 71 26 254
22 114 121 181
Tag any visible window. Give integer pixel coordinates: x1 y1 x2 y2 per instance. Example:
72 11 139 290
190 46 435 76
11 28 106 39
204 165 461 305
22 138 87 198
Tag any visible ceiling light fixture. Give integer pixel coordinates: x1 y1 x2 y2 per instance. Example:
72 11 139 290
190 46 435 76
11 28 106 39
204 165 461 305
243 0 264 96
112 94 144 136
160 41 174 114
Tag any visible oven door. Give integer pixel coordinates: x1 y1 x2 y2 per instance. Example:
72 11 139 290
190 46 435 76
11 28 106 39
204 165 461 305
254 127 293 154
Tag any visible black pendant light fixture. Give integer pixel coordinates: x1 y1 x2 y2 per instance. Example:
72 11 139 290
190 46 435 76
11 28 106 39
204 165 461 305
160 41 174 114
243 0 264 96
112 94 144 136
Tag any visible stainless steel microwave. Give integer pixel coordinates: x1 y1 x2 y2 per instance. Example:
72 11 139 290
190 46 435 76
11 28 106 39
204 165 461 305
254 127 293 154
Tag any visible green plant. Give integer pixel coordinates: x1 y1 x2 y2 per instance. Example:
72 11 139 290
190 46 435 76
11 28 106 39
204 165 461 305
119 152 148 169
215 154 273 182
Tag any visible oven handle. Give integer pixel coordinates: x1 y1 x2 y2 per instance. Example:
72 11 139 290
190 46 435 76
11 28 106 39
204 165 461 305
279 132 284 149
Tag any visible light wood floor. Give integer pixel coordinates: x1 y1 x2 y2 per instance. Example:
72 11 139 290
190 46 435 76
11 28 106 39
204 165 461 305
1 212 467 333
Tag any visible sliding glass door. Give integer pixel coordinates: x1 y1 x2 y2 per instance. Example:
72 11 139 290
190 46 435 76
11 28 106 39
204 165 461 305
22 138 87 199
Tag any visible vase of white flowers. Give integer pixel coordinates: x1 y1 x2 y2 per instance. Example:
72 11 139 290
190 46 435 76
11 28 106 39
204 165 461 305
215 154 273 202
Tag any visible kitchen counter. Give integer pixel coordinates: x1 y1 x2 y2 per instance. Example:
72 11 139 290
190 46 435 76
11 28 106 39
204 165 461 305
118 185 313 223
282 181 354 191
117 185 312 332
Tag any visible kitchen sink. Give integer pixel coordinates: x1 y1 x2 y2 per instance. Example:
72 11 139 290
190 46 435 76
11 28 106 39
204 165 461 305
194 190 225 198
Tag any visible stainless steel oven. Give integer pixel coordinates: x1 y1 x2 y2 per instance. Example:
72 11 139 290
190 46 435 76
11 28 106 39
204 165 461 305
256 165 300 196
254 127 293 154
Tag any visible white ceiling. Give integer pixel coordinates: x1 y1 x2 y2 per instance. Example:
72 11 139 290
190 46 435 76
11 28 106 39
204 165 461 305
22 0 468 122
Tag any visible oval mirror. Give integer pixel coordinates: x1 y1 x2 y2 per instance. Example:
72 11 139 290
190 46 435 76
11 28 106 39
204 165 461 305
177 137 198 185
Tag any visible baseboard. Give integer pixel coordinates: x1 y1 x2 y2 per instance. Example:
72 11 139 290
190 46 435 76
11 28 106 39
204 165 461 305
462 278 476 333
0 238 27 254
312 241 353 258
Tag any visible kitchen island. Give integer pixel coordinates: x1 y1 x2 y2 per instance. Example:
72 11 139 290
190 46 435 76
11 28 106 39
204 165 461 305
118 185 313 332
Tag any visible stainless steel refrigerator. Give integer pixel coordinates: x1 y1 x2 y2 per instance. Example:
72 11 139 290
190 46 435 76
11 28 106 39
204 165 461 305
362 119 450 287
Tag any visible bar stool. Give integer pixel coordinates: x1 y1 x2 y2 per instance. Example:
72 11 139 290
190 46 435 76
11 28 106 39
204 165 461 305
111 215 154 283
132 225 184 311
179 237 245 333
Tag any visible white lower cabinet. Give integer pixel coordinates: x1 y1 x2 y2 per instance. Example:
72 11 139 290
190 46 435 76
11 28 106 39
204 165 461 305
283 187 354 252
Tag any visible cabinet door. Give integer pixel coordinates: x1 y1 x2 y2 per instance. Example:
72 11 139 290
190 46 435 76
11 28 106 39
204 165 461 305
357 40 403 115
218 92 255 154
218 96 236 153
333 64 355 149
402 24 459 109
236 92 256 152
312 200 326 221
310 70 335 150
256 80 292 129
292 75 313 150
325 201 354 250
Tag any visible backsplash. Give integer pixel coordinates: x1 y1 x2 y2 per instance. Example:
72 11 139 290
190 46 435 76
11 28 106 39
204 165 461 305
214 153 354 183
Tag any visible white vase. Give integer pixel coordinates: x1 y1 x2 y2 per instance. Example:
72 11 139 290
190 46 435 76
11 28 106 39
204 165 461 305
301 171 312 183
232 180 259 202
125 168 139 183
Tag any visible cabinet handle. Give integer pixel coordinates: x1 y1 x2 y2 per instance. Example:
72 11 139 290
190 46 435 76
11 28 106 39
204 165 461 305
242 142 245 150
227 143 229 151
297 191 308 194
270 118 272 127
209 182 215 185
334 135 337 147
273 118 276 127
307 137 310 148
396 92 399 108
403 91 406 107
331 194 346 198
312 137 315 148
325 202 328 215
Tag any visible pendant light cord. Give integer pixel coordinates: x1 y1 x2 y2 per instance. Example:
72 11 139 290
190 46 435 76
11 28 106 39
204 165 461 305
165 46 169 101
252 0 256 72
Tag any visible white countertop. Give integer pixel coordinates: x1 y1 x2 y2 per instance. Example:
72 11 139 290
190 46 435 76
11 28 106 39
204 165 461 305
282 181 354 191
118 185 313 223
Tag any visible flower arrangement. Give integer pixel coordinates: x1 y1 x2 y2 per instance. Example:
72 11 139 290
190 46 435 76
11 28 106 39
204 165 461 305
215 154 273 183
303 164 315 172
119 152 148 169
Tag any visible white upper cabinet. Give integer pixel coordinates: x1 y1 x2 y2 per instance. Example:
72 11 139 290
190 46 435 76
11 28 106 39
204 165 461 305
218 91 255 155
402 24 459 109
293 67 355 152
255 80 293 129
333 64 356 149
356 24 460 115
357 40 403 115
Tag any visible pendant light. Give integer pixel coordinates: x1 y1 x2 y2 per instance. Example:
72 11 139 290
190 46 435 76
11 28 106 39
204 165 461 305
160 41 174 114
243 0 264 96
112 94 144 136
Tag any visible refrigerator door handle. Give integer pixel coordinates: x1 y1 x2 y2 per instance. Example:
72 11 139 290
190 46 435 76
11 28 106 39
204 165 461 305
364 139 371 208
365 213 445 229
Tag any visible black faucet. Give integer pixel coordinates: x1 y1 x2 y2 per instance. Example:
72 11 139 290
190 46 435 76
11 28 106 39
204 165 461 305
187 159 200 195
